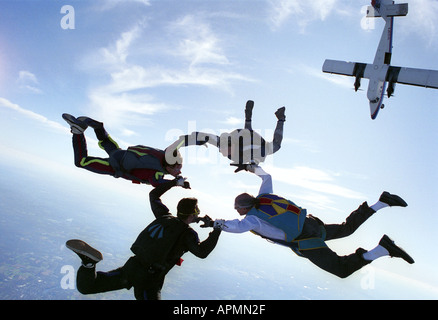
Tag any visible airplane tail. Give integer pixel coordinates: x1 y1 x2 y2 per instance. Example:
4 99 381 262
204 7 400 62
367 1 408 18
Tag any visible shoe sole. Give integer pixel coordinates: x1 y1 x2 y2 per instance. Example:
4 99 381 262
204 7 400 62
62 113 87 131
66 239 103 262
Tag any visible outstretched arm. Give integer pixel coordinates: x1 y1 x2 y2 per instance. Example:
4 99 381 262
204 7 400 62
199 214 261 234
218 216 260 234
165 132 220 152
184 228 221 259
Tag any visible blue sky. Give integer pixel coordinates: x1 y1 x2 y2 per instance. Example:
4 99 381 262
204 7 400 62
0 0 437 299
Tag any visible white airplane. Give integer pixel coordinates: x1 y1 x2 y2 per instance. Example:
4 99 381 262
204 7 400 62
323 0 438 119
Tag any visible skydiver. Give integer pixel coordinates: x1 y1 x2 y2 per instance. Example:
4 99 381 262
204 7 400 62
66 177 221 300
62 114 205 187
181 100 286 172
201 165 414 279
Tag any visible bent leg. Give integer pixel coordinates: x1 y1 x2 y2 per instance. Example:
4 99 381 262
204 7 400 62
80 119 121 156
325 202 375 241
76 266 130 295
72 134 116 175
98 134 121 156
300 246 371 279
90 125 121 156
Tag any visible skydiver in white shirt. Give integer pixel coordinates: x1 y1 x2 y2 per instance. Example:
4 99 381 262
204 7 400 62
201 165 414 278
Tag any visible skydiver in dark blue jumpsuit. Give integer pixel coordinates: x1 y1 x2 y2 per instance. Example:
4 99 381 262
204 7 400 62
66 178 221 300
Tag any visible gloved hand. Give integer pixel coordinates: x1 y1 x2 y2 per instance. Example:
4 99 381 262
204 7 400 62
199 216 226 230
213 219 226 230
231 163 258 173
175 176 191 189
198 215 214 228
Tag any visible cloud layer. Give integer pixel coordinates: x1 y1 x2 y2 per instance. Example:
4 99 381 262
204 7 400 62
81 14 253 131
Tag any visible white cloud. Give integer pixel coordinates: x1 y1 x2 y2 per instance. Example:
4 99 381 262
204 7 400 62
169 15 230 67
405 0 438 46
309 0 338 21
268 0 438 46
87 88 167 128
17 70 42 94
83 15 253 130
207 163 365 212
296 64 354 89
18 70 38 84
267 164 365 200
221 116 242 126
96 0 151 11
268 0 339 31
268 0 302 30
89 25 142 72
0 97 67 133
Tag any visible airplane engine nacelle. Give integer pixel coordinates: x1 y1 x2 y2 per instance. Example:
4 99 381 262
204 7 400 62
387 82 396 98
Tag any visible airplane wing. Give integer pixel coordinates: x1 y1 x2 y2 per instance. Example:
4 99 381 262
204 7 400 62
323 59 369 92
388 66 438 89
323 60 438 89
322 59 356 76
323 60 368 78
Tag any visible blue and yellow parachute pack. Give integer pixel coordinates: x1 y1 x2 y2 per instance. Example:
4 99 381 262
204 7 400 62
247 194 307 242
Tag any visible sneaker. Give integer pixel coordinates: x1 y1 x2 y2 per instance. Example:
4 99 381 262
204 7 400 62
379 235 414 264
62 114 88 134
66 239 103 267
275 106 286 121
379 191 408 207
77 116 103 129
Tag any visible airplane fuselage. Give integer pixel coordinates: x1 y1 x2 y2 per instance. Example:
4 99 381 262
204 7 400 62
366 69 387 119
366 13 393 119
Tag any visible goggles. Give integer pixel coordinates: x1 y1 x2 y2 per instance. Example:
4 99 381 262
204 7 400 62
179 205 200 217
234 204 252 210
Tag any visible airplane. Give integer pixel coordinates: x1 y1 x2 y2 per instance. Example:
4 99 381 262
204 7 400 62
322 0 438 119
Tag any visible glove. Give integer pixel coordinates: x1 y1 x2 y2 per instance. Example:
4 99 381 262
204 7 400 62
175 176 191 189
198 215 214 228
231 163 258 173
213 219 227 230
